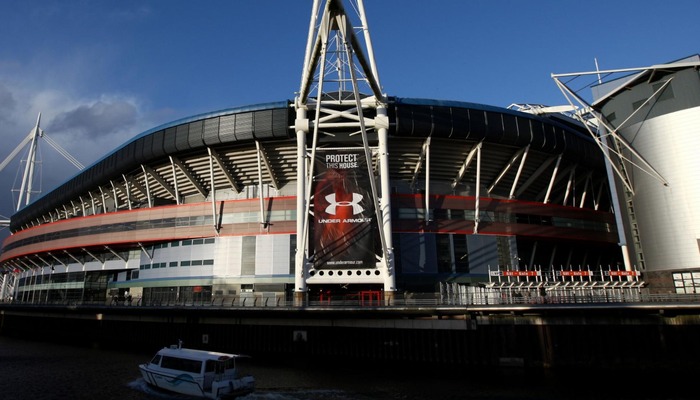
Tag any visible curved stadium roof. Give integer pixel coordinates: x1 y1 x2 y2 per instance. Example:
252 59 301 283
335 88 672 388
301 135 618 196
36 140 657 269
11 96 603 231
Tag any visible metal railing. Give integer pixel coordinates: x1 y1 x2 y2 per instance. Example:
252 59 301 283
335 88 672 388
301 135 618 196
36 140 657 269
7 289 700 309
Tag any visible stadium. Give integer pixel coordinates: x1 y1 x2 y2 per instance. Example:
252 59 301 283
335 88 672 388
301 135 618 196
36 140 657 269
1 0 696 305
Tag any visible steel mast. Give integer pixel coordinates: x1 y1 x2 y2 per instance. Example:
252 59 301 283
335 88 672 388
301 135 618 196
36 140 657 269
293 0 395 304
16 113 42 211
0 113 85 214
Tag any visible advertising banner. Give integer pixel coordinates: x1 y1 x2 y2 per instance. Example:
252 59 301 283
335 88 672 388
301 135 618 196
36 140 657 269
313 149 375 269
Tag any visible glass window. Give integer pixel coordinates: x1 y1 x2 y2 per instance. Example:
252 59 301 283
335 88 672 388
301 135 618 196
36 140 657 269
398 208 418 219
289 234 297 275
449 209 465 220
454 235 469 273
161 356 202 374
436 234 453 273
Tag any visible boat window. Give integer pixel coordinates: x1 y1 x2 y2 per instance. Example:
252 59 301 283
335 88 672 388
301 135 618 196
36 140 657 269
161 356 203 374
228 359 239 370
205 360 217 373
150 354 162 365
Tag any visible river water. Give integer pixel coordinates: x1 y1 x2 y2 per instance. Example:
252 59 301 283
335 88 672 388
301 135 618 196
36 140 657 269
0 335 692 400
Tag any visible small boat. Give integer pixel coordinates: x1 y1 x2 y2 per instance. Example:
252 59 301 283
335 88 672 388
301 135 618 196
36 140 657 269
139 340 255 399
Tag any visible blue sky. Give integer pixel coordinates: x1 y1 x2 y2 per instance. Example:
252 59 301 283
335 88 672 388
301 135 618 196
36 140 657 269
1 0 699 238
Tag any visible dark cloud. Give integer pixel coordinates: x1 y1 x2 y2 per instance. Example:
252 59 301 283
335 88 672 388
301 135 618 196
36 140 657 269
49 100 137 137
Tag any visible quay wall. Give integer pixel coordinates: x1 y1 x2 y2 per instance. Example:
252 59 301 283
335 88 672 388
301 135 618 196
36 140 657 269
1 303 699 373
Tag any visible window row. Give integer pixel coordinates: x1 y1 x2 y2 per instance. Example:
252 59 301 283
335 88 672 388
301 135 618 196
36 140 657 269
5 210 296 252
398 208 611 232
140 259 215 270
673 271 700 294
151 238 216 250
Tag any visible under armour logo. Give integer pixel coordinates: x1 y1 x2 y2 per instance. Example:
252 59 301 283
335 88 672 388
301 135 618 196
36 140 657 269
325 193 364 215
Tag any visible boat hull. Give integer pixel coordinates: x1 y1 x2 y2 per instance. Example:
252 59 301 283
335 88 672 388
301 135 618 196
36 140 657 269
140 364 209 397
139 364 253 399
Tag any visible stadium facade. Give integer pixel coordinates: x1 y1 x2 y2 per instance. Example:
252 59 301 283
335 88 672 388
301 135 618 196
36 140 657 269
1 0 695 304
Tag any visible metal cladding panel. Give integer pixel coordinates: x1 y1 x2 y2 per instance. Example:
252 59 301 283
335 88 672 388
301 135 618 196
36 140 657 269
151 129 166 159
218 115 236 144
555 125 570 154
529 120 546 149
581 140 599 163
391 101 595 152
393 105 412 136
460 109 479 140
395 105 431 136
390 99 603 170
540 123 558 153
431 107 454 138
112 147 126 171
616 108 700 271
561 128 581 159
96 153 112 181
73 171 85 194
484 111 505 143
90 166 101 185
515 117 533 145
564 129 599 164
412 106 433 136
140 133 154 162
555 125 569 153
187 120 204 149
22 196 42 223
202 117 220 146
467 109 487 139
501 114 524 146
253 109 274 139
235 112 254 141
110 146 129 175
450 108 470 137
163 126 177 154
94 152 115 181
270 107 292 138
174 124 190 152
78 167 92 191
599 68 700 127
150 129 165 161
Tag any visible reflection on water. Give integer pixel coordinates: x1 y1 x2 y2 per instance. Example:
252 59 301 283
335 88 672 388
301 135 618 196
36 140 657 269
127 377 379 400
0 335 694 400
